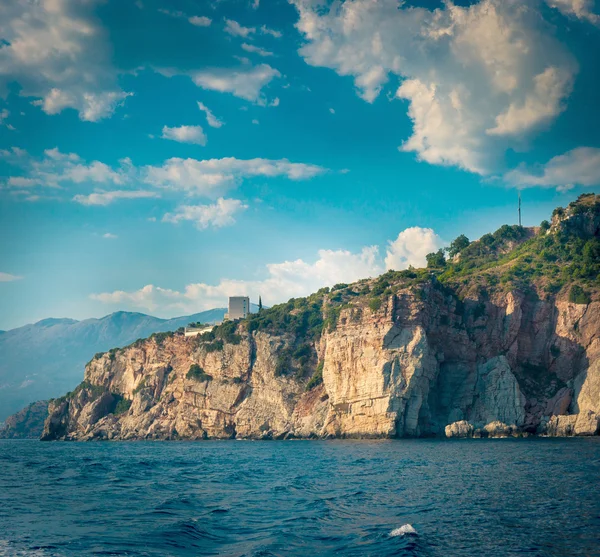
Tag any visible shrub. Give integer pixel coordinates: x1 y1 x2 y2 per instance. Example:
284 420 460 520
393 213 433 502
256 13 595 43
368 297 382 312
324 306 341 332
204 339 224 352
113 396 132 415
539 220 550 233
306 361 324 391
216 321 242 344
550 345 561 358
151 332 171 346
332 283 348 291
186 364 212 382
569 285 591 305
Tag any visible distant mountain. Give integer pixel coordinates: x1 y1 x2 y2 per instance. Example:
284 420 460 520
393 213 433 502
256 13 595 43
0 308 230 421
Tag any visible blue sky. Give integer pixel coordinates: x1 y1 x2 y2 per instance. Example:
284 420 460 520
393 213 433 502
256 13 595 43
1 0 600 329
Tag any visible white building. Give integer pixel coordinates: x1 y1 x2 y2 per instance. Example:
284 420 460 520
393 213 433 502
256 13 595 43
224 296 251 320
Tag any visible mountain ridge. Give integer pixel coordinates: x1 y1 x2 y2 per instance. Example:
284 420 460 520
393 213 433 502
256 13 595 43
0 308 230 421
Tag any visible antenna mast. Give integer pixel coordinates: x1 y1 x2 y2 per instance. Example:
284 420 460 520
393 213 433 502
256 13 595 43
518 192 522 226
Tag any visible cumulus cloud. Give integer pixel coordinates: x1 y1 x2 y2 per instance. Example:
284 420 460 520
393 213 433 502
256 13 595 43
72 190 160 206
197 102 224 128
0 272 22 282
241 43 274 57
504 147 600 190
0 0 130 121
545 0 600 24
261 25 282 38
292 0 578 174
1 147 130 190
486 67 573 136
385 227 445 271
90 245 383 313
0 108 14 129
224 19 255 38
190 64 280 104
90 225 447 314
163 198 248 229
2 148 328 205
189 16 212 27
161 125 207 146
143 157 326 196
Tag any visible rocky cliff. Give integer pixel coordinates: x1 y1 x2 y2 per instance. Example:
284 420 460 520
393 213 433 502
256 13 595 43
42 195 600 440
0 400 49 439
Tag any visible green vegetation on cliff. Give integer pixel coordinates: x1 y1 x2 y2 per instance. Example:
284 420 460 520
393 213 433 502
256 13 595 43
85 194 599 396
436 193 600 296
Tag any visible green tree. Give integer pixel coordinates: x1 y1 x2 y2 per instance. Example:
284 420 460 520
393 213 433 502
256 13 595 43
258 295 263 312
426 249 446 269
447 234 470 258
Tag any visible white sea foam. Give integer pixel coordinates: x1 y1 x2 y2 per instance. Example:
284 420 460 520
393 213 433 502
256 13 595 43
389 524 417 537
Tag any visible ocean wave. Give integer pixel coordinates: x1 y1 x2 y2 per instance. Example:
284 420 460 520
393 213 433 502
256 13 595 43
389 524 417 537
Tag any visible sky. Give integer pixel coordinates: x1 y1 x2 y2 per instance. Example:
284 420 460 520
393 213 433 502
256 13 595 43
1 0 600 330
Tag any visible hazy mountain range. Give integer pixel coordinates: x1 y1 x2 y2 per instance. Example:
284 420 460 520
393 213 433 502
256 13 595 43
0 308 231 421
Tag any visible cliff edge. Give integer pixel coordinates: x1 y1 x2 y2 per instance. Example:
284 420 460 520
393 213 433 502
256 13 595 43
42 194 600 440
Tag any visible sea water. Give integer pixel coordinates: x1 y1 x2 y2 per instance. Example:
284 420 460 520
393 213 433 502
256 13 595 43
1 438 599 556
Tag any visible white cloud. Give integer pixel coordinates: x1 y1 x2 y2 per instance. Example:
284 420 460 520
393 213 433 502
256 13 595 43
190 64 280 104
2 149 328 206
7 177 39 188
197 102 224 128
504 147 600 189
159 9 212 27
0 272 22 282
163 198 248 229
292 0 578 174
0 0 130 121
242 43 274 57
143 157 327 196
189 15 212 27
1 147 129 189
545 0 600 24
252 119 259 125
0 108 12 129
90 225 449 314
224 19 255 38
385 227 445 271
90 245 384 313
102 232 118 239
329 108 335 114
486 67 573 136
260 25 282 38
73 190 159 206
161 125 207 146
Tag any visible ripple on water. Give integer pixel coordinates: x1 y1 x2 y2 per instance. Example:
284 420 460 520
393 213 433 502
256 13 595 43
1 439 600 557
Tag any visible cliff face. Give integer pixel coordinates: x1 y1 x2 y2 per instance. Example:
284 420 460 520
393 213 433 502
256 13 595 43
42 195 600 441
41 287 599 441
0 400 49 439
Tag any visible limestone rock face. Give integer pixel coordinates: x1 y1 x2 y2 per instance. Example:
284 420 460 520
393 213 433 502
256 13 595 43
445 420 474 438
42 286 600 440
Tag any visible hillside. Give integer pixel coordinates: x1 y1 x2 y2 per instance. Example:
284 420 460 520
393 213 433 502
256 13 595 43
0 308 226 421
0 401 49 439
43 194 600 440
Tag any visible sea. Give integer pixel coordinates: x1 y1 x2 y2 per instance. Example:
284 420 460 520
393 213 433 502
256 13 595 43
1 438 599 557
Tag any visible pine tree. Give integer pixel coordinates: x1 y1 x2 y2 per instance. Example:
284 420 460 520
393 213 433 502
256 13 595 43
258 295 263 312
